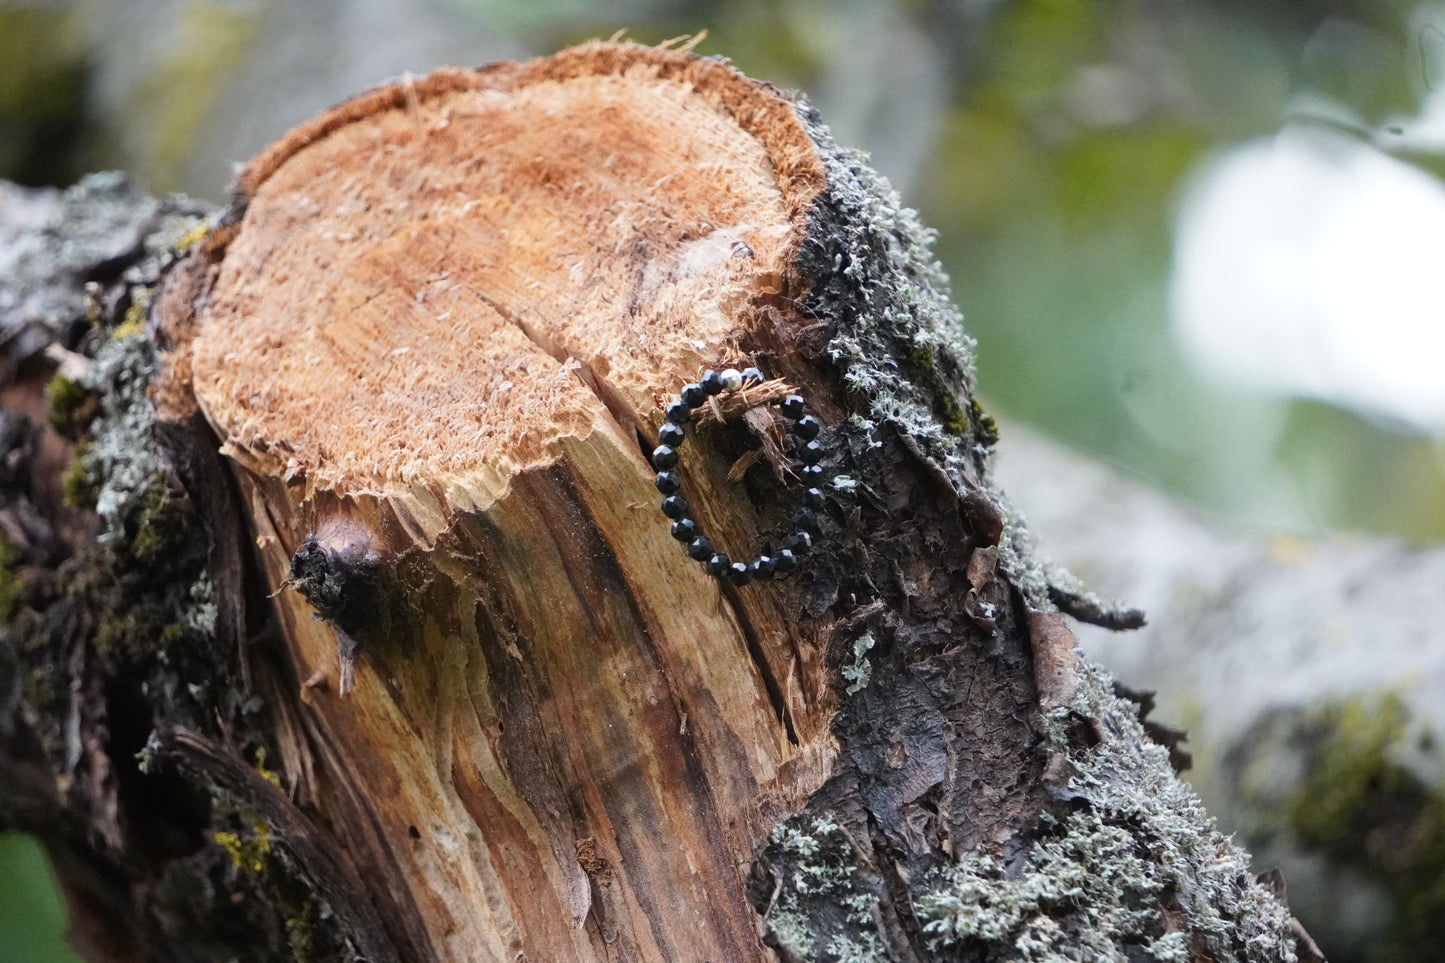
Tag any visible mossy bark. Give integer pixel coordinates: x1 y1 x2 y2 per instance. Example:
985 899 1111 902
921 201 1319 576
1 44 1317 963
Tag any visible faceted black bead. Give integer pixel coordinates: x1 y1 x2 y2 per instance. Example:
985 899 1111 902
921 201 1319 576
793 507 819 534
727 561 753 586
779 394 806 419
655 471 681 494
661 495 690 519
665 400 692 424
799 440 824 465
799 464 825 482
784 530 813 555
671 518 699 542
773 549 797 573
687 536 714 561
794 415 821 439
680 383 707 407
741 367 764 386
658 422 686 447
705 552 732 576
652 445 679 470
803 487 826 510
700 370 724 395
751 555 776 580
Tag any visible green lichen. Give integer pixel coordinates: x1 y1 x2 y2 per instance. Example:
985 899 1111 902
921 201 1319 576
1284 694 1445 962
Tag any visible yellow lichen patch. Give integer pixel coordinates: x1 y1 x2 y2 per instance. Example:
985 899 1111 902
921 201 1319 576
213 817 272 875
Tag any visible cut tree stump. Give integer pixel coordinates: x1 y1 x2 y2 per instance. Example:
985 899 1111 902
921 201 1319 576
0 42 1320 963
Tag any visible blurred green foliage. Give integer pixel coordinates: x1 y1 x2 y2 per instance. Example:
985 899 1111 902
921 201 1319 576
1286 694 1445 963
0 833 81 963
0 4 88 187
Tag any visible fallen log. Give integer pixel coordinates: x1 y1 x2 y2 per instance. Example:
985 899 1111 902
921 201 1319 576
0 42 1317 962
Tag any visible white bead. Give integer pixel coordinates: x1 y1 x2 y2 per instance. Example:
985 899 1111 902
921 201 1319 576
719 368 743 392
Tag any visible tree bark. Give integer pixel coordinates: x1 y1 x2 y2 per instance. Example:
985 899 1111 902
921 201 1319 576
1 42 1317 963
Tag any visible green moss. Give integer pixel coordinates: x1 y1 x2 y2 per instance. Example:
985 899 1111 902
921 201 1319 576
123 485 193 568
285 909 321 962
45 374 97 440
1285 694 1445 962
60 440 96 509
0 532 21 624
969 398 999 450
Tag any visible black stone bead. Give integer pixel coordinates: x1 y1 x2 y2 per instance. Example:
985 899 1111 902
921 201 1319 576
700 370 724 395
803 487 826 510
784 530 813 555
705 552 732 576
727 561 753 586
661 495 690 519
799 440 824 465
655 471 681 495
793 507 819 534
658 422 686 447
773 549 797 573
652 445 679 470
680 383 707 407
671 518 699 542
799 464 825 482
687 536 714 561
751 555 776 580
794 415 821 439
741 367 764 385
779 394 806 419
665 400 692 424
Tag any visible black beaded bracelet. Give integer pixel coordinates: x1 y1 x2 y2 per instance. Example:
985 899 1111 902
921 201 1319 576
653 367 831 586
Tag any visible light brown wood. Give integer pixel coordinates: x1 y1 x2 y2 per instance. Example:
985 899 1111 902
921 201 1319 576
158 42 839 962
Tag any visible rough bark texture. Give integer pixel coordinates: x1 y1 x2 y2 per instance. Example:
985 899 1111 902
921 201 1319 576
0 43 1315 963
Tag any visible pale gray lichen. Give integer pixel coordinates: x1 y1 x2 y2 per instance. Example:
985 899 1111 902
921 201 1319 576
793 105 1097 622
842 631 875 695
910 663 1299 962
795 101 988 483
761 816 887 961
48 178 227 684
83 325 165 543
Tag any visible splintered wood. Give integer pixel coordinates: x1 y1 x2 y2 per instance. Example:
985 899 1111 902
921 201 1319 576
160 43 837 963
